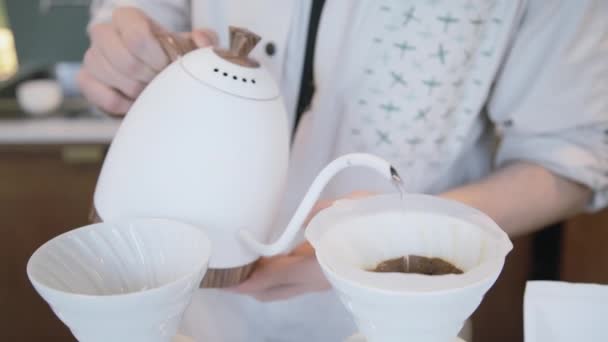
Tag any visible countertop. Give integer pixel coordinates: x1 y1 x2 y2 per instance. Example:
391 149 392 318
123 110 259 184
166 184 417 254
0 97 121 145
0 116 121 144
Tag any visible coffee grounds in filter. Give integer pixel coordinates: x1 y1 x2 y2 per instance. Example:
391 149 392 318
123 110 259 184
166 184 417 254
370 255 463 275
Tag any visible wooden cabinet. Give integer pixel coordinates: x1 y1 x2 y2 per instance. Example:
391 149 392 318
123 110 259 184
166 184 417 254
561 209 608 284
0 145 104 341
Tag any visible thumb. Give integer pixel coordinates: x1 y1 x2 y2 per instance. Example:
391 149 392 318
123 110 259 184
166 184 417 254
190 28 219 48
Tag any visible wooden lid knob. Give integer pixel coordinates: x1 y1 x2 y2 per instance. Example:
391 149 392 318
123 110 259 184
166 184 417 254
229 27 261 58
215 26 261 68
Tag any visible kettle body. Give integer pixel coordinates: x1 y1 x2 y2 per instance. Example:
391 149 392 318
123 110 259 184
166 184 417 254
94 29 402 287
94 47 290 269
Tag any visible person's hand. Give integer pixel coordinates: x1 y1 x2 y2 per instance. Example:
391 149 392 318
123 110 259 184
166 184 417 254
231 191 375 302
77 7 217 115
230 242 328 301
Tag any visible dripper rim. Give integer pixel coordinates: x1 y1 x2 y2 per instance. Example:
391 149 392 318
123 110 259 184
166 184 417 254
306 193 512 249
27 218 212 301
307 193 513 294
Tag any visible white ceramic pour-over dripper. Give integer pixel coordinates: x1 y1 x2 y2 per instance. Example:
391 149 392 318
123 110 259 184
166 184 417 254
306 194 513 342
27 218 211 342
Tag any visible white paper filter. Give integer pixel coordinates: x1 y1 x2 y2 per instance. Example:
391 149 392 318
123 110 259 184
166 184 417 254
308 194 512 292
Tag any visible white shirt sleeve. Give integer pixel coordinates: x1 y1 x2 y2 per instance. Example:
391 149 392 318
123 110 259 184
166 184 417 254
89 0 190 32
488 0 608 211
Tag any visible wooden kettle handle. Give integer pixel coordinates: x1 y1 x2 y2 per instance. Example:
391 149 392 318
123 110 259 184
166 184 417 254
153 31 198 62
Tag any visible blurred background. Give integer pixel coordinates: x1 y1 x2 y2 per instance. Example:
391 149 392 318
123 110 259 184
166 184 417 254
0 1 120 341
0 1 606 341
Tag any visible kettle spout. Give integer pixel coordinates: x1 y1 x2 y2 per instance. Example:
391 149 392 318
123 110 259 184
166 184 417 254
239 153 402 257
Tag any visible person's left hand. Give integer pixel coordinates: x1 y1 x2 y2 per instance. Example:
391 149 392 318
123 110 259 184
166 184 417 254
231 191 374 302
229 242 328 301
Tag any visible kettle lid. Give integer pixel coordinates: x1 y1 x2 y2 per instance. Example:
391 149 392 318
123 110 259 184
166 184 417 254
180 27 280 100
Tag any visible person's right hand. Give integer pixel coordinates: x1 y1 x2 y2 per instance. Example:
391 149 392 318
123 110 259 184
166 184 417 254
77 7 217 116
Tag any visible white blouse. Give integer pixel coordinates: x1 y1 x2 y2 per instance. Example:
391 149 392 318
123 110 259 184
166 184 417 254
91 0 608 212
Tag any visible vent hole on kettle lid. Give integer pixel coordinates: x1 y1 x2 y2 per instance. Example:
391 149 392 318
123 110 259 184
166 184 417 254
223 72 228 76
233 76 238 80
251 79 256 84
213 68 219 72
242 78 247 82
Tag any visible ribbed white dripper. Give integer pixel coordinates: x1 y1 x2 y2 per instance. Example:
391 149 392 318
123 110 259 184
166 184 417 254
27 218 211 342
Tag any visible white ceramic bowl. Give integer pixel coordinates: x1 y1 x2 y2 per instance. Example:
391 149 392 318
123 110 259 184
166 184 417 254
16 79 63 116
27 218 211 342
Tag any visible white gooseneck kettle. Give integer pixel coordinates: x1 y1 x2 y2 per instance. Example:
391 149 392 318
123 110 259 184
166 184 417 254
92 27 402 287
